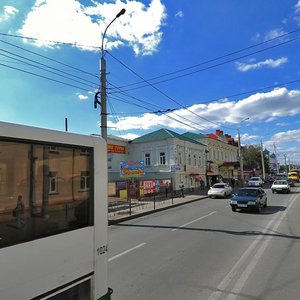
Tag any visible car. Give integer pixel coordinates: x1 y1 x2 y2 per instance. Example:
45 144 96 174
274 175 294 186
247 177 263 187
208 183 232 198
271 180 291 194
230 187 267 213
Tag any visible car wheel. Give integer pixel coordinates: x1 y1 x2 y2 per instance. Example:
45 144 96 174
272 190 274 194
223 192 226 198
264 199 267 208
231 206 236 212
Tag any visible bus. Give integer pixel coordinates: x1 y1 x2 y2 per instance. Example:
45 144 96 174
0 121 111 300
288 170 299 183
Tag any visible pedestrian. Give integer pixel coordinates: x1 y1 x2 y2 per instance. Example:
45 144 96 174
165 182 169 198
179 182 185 197
200 178 205 190
231 178 235 188
14 194 25 228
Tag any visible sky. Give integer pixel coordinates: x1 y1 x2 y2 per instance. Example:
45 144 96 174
1 0 300 165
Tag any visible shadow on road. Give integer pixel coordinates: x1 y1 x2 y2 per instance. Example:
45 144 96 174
116 212 300 241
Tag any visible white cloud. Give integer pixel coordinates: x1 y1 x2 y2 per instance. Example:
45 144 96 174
0 5 19 22
175 10 184 18
263 28 287 41
18 0 167 56
78 94 88 100
295 0 300 12
108 87 300 133
276 122 288 126
236 57 288 72
116 132 140 140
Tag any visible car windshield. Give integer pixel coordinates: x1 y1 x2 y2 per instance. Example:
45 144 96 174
236 189 258 196
273 180 287 185
250 178 259 181
212 184 225 188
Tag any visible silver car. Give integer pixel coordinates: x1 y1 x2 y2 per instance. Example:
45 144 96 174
208 183 232 198
248 177 263 187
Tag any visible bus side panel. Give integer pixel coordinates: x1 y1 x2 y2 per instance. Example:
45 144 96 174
92 137 109 300
0 227 94 300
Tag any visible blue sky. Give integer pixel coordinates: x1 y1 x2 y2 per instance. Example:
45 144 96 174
1 0 300 165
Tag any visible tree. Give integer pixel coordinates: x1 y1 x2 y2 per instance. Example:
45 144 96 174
242 145 270 174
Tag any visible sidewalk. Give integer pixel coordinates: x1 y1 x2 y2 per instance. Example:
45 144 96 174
108 191 209 225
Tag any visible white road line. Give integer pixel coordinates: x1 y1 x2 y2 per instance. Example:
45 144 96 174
108 243 146 262
172 211 216 232
208 189 300 300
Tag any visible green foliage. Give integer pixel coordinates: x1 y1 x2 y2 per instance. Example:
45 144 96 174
242 145 270 173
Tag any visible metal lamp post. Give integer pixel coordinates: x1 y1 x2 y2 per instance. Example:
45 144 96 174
98 8 126 141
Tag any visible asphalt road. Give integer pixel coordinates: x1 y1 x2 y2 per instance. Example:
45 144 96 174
108 184 300 300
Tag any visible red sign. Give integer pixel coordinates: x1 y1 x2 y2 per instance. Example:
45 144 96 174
107 144 126 154
143 179 156 194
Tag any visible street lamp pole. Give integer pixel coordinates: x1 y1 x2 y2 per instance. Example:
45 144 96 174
99 8 126 141
237 128 244 186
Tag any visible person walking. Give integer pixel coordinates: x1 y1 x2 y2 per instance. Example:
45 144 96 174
14 194 25 228
179 182 185 198
200 178 205 191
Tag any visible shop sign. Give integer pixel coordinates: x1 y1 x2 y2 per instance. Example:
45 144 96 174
120 161 145 177
108 144 126 154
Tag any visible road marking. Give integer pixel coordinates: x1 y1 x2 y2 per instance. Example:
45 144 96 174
172 211 216 231
108 243 146 262
208 188 300 300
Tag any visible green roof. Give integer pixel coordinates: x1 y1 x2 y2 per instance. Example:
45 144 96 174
182 132 207 141
131 129 206 146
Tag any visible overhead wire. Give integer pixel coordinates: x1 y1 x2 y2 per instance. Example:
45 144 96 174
0 49 98 89
109 28 300 90
107 80 212 132
108 36 300 93
0 62 91 91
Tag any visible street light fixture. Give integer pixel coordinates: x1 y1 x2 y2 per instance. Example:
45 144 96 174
95 8 126 141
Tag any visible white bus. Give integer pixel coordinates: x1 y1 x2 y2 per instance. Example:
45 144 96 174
0 122 111 300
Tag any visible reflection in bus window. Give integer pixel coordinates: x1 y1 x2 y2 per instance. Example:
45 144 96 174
0 140 93 248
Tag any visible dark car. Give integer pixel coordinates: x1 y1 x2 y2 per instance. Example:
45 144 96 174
230 188 267 213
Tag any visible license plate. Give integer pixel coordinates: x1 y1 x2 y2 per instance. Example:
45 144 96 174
238 204 247 207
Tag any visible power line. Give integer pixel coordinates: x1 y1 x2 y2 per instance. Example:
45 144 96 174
109 36 300 93
109 28 300 90
0 62 91 91
106 51 222 128
0 49 98 89
107 80 212 132
0 39 98 79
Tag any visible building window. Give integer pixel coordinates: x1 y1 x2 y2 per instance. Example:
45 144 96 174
178 152 182 164
49 172 58 194
49 146 59 153
160 152 166 165
80 171 90 190
145 153 151 166
194 154 197 166
188 154 191 165
199 156 202 167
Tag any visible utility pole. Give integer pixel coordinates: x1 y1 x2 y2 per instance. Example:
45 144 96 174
95 8 126 141
273 143 279 174
284 154 288 174
260 139 266 180
237 128 244 186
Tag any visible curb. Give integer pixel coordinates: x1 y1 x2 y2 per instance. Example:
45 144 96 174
108 195 208 225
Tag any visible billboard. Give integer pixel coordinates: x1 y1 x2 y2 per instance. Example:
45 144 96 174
120 161 145 177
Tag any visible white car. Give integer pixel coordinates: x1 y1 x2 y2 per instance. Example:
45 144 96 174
208 183 232 198
271 180 290 194
248 177 263 187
